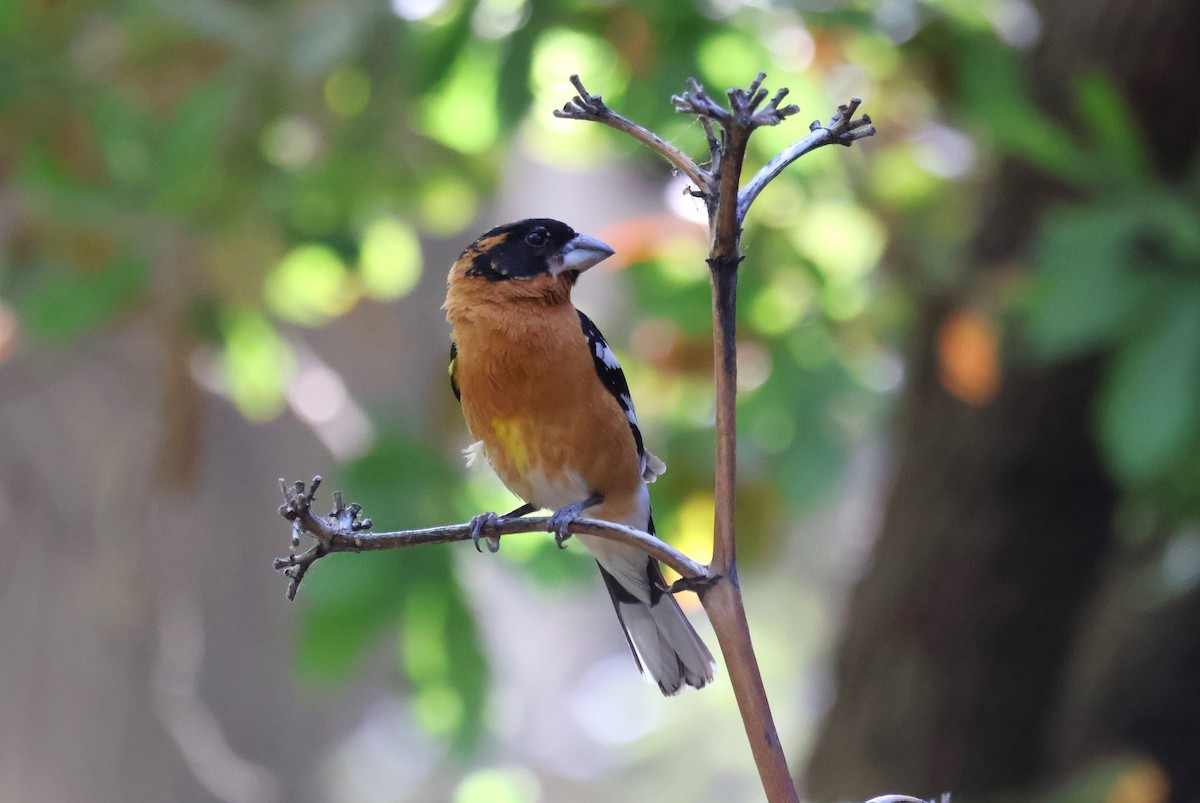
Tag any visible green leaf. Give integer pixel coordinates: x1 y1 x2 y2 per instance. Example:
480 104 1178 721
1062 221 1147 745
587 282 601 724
1025 206 1141 359
1073 72 1149 187
956 33 1085 181
155 81 235 213
1097 290 1200 484
15 254 148 343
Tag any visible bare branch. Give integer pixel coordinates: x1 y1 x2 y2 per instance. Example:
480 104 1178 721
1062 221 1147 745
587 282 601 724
274 477 709 600
672 77 730 124
738 97 876 220
556 75 712 196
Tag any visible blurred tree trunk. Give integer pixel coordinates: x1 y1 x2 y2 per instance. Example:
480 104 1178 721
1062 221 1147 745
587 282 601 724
804 0 1200 799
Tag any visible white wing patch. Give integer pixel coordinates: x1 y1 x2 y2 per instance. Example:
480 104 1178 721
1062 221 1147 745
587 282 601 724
619 394 637 427
595 340 622 371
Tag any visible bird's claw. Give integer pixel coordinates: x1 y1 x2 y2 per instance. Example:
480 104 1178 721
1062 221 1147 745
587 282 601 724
469 512 501 553
548 505 583 549
547 494 602 549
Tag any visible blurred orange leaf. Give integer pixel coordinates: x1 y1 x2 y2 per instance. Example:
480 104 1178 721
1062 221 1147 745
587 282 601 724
938 305 1001 406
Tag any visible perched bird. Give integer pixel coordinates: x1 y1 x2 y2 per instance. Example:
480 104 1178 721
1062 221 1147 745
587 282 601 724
444 218 715 695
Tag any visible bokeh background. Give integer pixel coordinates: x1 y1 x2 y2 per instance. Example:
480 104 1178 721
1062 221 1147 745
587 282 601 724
2 0 1199 801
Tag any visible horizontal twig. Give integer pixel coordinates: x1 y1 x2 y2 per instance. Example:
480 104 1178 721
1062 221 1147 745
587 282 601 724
275 477 709 600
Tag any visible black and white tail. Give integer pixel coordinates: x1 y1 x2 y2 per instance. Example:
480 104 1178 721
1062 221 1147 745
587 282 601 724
582 517 715 695
597 559 715 694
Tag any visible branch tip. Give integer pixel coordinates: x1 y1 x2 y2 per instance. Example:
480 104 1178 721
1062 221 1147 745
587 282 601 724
273 476 708 599
558 75 711 193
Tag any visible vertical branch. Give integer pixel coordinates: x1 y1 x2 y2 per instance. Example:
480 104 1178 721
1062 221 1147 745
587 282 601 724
704 88 750 576
557 73 874 803
704 580 798 802
662 74 797 800
708 259 740 574
694 76 799 803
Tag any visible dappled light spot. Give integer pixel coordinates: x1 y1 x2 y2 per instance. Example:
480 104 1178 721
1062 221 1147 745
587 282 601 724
420 50 499 154
419 175 480 235
261 115 322 170
324 67 371 118
821 279 868 321
219 311 294 421
766 24 816 73
389 0 448 22
698 32 766 91
286 347 374 460
750 273 814 336
265 243 357 325
869 146 943 207
454 766 542 803
359 217 423 300
531 29 625 102
290 361 348 425
667 493 716 574
570 655 664 744
471 0 529 40
984 0 1041 48
937 306 1000 406
1161 531 1200 595
413 684 465 738
737 340 773 393
1106 759 1169 803
845 343 904 394
664 173 709 226
522 29 627 164
911 123 977 180
793 202 885 282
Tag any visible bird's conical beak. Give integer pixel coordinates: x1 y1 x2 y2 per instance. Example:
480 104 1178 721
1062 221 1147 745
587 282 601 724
550 232 615 276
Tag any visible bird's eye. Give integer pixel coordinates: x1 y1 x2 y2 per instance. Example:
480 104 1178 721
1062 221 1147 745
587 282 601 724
524 228 549 248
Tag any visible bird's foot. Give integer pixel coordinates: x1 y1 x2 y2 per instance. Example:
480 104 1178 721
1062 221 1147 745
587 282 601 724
669 573 722 596
469 512 501 553
547 493 603 549
469 503 536 553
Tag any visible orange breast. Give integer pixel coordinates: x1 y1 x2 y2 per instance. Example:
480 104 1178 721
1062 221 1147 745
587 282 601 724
451 302 642 510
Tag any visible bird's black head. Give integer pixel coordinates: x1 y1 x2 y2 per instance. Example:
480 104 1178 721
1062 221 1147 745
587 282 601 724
462 218 614 283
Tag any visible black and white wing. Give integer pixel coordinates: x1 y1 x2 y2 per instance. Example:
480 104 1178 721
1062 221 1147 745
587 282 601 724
576 310 665 483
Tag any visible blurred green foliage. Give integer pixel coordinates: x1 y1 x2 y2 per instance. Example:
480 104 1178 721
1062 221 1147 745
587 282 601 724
3 0 1197 758
296 434 489 751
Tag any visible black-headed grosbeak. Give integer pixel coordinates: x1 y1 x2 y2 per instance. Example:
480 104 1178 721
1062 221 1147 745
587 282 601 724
444 218 715 695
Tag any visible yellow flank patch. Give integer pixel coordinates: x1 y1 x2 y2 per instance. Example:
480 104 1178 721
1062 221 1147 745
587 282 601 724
490 417 530 472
